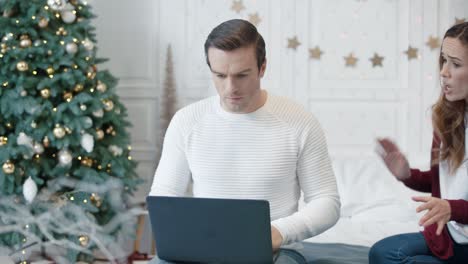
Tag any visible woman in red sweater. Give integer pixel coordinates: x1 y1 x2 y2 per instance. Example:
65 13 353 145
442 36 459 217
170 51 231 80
369 22 468 264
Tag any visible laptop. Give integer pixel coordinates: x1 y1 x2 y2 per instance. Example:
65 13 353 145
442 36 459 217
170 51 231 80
146 196 273 263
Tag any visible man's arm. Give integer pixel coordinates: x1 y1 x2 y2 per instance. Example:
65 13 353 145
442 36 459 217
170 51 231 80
272 116 340 245
149 112 192 196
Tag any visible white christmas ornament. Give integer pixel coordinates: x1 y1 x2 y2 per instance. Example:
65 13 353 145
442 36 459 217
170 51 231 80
33 142 44 154
81 133 94 153
23 177 38 203
82 38 94 51
108 145 123 156
61 10 76 24
47 0 67 10
58 149 73 166
66 42 78 55
83 117 93 127
92 109 104 118
17 132 33 149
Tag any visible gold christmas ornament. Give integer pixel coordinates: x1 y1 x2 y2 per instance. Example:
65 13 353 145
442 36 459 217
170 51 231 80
63 92 73 102
3 9 14 17
0 136 7 146
2 161 15 174
5 123 12 129
102 99 114 111
105 126 114 134
73 83 84 92
90 193 102 207
96 129 104 140
16 61 29 72
96 81 107 92
78 235 89 247
56 27 67 36
53 126 66 139
86 65 97 80
64 126 72 134
46 66 55 75
38 17 49 28
81 157 93 167
40 88 51 99
43 136 50 147
19 35 32 48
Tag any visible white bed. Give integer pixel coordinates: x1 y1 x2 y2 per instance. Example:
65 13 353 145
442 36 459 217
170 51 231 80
305 156 425 247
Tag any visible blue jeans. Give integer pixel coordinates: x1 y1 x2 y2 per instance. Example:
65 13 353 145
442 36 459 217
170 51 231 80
369 232 468 264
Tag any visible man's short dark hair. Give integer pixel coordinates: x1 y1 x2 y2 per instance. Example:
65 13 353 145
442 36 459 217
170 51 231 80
204 19 266 70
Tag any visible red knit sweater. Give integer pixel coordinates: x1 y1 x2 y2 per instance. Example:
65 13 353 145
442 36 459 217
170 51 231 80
403 137 468 259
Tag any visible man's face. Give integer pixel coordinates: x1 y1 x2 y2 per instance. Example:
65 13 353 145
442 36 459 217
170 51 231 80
208 45 266 113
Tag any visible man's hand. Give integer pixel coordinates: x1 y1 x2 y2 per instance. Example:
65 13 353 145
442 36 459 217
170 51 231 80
271 226 283 252
413 196 451 235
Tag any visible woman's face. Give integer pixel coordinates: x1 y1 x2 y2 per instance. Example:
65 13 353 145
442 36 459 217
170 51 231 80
440 37 468 103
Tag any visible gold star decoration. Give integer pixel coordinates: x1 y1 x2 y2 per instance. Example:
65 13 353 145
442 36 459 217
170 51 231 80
404 46 418 60
370 53 384 67
231 0 245 14
309 46 323 60
287 36 301 50
248 12 261 27
455 17 466 25
426 36 440 50
344 53 358 67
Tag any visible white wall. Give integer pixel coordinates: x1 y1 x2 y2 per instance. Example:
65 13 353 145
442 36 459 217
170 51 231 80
91 0 468 202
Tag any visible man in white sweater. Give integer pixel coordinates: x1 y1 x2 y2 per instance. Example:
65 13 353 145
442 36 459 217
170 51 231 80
149 19 340 263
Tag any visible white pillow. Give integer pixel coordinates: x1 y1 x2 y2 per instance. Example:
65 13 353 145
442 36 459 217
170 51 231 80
332 156 424 221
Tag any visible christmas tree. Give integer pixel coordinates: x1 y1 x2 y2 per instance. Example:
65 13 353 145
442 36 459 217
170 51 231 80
0 0 141 262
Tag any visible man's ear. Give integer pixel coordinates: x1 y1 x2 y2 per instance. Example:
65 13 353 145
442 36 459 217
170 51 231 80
259 58 267 78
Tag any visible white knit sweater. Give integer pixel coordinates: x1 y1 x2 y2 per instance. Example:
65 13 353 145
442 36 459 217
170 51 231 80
149 93 340 245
